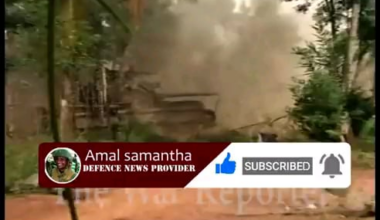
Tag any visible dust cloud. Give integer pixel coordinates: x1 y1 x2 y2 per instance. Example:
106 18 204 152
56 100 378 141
126 0 315 128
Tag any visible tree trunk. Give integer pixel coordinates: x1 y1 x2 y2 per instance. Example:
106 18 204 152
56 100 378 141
325 0 337 39
47 1 79 220
341 0 360 144
352 45 364 87
338 1 361 207
344 0 361 91
58 0 88 140
47 1 130 220
60 73 76 140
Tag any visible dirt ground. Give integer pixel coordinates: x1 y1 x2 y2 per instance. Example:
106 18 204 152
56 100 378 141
6 169 374 220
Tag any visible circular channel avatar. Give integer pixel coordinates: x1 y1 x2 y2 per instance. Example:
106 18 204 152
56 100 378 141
45 147 81 184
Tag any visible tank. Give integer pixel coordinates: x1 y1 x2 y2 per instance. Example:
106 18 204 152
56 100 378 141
74 63 218 139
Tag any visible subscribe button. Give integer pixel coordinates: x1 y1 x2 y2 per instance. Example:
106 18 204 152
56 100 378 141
239 154 351 188
238 152 351 189
185 143 351 189
243 157 313 175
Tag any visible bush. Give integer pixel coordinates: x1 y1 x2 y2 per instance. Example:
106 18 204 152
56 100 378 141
360 117 375 145
345 89 375 136
288 72 346 141
5 137 43 193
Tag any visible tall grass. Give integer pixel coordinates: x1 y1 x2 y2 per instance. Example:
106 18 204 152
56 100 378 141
5 136 48 191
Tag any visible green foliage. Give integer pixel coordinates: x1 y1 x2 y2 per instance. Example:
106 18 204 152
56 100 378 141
89 0 132 59
56 21 104 75
288 72 346 141
7 0 132 76
358 0 375 41
8 1 100 76
292 23 348 82
352 151 374 168
289 0 375 142
121 119 176 142
291 0 375 69
345 89 375 136
5 138 43 190
5 0 48 73
359 117 375 144
6 0 47 29
13 22 102 78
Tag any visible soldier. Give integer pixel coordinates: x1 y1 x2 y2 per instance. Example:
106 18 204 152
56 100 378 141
49 149 78 183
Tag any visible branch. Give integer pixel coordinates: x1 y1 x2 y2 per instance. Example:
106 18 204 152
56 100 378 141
231 115 288 131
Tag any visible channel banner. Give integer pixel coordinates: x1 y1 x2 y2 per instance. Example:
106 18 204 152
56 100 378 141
39 142 351 188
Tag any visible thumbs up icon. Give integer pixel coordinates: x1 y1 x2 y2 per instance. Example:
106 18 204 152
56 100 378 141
215 153 236 174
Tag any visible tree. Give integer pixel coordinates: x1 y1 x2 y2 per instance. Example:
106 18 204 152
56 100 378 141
44 0 131 219
287 0 375 141
344 0 361 91
56 0 132 140
289 71 346 141
287 0 375 90
6 0 132 139
286 0 375 208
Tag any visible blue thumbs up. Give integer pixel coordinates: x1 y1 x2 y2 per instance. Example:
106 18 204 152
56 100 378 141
215 152 236 174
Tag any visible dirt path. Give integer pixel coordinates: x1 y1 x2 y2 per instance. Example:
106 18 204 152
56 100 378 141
6 169 374 220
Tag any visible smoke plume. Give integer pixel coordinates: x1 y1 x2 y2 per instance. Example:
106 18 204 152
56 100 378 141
126 0 313 128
